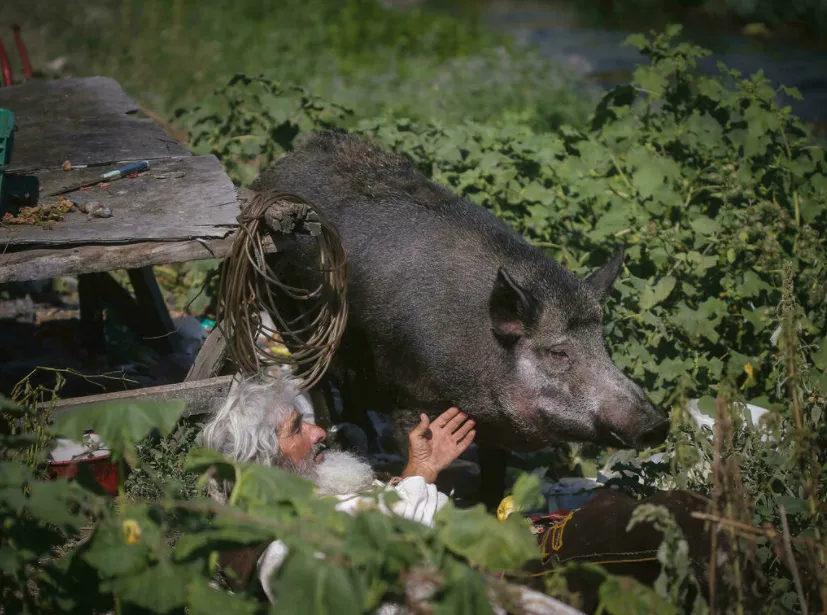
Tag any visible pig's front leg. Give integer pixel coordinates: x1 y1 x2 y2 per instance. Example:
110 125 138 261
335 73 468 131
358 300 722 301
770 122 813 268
476 444 509 512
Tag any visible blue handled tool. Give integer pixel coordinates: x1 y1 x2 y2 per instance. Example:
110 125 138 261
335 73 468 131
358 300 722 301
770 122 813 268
47 160 150 196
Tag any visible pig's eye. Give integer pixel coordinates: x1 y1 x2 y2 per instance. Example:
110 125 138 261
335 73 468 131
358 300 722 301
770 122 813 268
545 348 569 361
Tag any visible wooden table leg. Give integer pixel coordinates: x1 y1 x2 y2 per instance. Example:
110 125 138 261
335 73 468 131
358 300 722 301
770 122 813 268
78 273 106 356
127 266 176 354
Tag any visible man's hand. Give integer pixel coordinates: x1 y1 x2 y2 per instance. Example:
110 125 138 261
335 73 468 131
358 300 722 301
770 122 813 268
401 407 476 484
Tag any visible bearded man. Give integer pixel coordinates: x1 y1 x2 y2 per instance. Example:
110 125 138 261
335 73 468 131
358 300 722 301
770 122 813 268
198 374 477 603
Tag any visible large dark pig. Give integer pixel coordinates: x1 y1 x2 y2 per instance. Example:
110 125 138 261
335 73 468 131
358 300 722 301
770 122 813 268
251 131 669 506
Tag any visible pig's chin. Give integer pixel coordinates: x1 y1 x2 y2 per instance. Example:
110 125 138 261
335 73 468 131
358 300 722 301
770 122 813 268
494 406 592 453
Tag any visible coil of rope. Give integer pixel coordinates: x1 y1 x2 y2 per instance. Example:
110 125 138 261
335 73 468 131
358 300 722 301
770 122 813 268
216 189 348 391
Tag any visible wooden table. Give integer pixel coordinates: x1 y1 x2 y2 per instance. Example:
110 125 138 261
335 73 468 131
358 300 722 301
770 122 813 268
0 76 242 354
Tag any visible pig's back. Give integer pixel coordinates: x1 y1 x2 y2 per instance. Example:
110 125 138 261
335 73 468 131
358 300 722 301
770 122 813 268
252 131 541 284
252 132 552 372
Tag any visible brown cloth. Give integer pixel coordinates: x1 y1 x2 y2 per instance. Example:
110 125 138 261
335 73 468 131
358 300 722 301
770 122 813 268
519 488 760 614
216 543 271 601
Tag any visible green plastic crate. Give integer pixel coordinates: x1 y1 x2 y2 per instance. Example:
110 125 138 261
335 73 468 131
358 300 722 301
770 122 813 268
0 108 15 206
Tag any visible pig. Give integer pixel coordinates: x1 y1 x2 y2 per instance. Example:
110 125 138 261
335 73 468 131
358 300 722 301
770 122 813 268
251 130 669 507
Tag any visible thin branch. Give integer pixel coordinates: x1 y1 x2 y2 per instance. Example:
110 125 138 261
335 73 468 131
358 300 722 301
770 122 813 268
690 512 825 553
779 506 809 615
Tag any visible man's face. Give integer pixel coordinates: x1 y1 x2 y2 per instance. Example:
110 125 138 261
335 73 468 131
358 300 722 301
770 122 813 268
277 409 327 466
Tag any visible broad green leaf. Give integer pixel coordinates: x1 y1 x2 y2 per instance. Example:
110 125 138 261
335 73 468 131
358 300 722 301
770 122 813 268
174 521 274 560
689 215 719 236
0 546 29 572
776 496 810 517
436 503 537 571
110 562 196 613
696 396 717 418
597 572 679 615
188 582 260 615
273 550 363 615
0 394 23 416
233 463 316 507
740 270 772 298
634 66 668 99
341 511 392 568
639 276 676 310
435 560 495 615
812 337 827 370
51 399 186 463
25 480 90 532
83 510 160 577
510 472 544 512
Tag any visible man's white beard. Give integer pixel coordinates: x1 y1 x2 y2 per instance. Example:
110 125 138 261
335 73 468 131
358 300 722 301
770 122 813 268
313 450 377 496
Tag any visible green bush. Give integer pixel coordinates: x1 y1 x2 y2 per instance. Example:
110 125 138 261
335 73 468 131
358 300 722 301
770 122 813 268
2 18 825 615
181 25 827 612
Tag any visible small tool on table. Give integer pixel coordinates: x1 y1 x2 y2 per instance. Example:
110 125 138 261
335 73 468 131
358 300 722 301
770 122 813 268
47 160 150 197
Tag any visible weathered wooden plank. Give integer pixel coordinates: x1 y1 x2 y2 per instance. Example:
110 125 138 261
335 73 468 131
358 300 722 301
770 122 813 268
44 375 236 420
0 76 190 172
0 234 286 284
1 156 239 246
185 325 229 382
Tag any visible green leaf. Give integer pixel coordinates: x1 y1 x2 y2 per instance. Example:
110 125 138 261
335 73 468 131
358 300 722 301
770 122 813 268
25 480 90 532
739 268 770 296
689 215 720 236
597 570 679 615
174 519 274 560
639 276 676 310
83 510 160 577
812 337 827 370
233 463 317 508
188 582 260 615
696 396 717 418
634 66 668 99
0 394 24 416
521 181 553 205
776 496 810 517
510 472 544 512
436 503 537 571
111 562 195 613
341 511 391 567
435 560 495 615
273 551 363 615
51 399 186 464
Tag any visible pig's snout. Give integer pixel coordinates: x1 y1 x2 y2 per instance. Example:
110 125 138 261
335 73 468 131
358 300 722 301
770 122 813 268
592 371 671 450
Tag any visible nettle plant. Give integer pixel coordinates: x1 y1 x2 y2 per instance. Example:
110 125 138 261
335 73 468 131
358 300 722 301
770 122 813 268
175 25 826 613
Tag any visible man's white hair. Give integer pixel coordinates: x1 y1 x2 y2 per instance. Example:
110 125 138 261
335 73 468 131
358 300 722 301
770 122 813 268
198 373 376 500
198 374 300 466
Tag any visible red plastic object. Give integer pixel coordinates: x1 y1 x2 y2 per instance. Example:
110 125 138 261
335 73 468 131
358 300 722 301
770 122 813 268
47 454 125 495
12 26 32 80
0 37 11 87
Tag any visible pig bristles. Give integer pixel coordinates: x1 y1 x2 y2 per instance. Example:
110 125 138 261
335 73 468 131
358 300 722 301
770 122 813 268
216 189 348 392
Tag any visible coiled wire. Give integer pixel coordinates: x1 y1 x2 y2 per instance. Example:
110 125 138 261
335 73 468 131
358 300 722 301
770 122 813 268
216 189 348 391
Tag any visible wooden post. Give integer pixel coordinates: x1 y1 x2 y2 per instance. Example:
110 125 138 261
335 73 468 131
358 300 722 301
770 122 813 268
77 273 106 357
127 266 177 354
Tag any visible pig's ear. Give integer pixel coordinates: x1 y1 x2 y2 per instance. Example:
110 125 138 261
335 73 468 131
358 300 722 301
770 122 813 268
489 267 538 345
585 246 624 303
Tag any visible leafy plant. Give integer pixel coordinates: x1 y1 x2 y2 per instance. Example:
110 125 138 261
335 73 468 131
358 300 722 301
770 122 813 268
180 24 826 613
